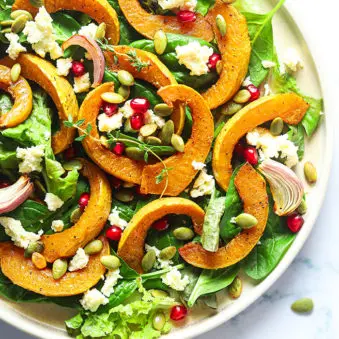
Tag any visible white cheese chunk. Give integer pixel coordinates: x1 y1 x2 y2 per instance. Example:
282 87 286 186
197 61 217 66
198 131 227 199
261 60 276 69
68 248 89 272
80 288 108 312
161 267 190 291
16 145 45 174
158 0 197 11
281 48 304 73
118 100 135 119
97 112 124 132
108 207 128 230
56 58 73 76
190 169 215 198
5 33 27 60
101 268 122 297
51 220 64 233
78 23 98 40
144 110 166 128
44 193 64 211
145 244 172 269
192 160 206 171
73 73 91 93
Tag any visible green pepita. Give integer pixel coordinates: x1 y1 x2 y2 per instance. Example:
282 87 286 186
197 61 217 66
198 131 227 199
117 70 135 87
233 89 251 104
63 159 83 171
100 255 121 270
216 60 223 75
159 120 174 145
216 14 227 37
270 117 284 136
304 161 317 184
101 92 125 104
291 298 314 314
159 246 177 260
297 199 307 215
11 14 29 34
221 101 243 116
84 239 103 255
145 136 162 145
52 259 68 280
228 276 242 299
140 123 158 137
0 28 11 34
114 188 135 202
171 134 185 152
234 213 258 229
124 119 138 134
141 250 156 272
10 63 21 83
125 147 146 161
173 227 195 241
0 20 14 27
150 289 169 298
95 22 106 40
152 311 166 331
24 241 45 258
11 10 33 21
29 0 44 8
118 85 130 99
154 30 167 55
70 207 83 224
154 103 173 117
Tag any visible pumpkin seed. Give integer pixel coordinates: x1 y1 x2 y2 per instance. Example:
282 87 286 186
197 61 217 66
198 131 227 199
146 136 162 145
0 20 14 27
140 123 158 137
63 159 83 171
216 60 223 75
159 246 177 260
11 14 29 34
228 276 242 299
270 117 284 136
221 101 243 116
100 255 121 270
159 120 174 145
24 241 45 258
173 227 194 241
1 28 11 33
297 199 307 215
117 70 135 87
154 30 167 55
70 207 83 224
233 89 251 104
101 92 125 104
11 10 33 21
32 252 47 270
29 0 44 7
154 103 173 117
304 161 317 184
114 188 135 202
216 14 227 37
150 289 169 298
125 147 146 161
152 311 166 331
10 63 21 83
234 213 258 229
291 298 314 314
52 259 68 280
142 250 156 272
171 134 185 152
118 85 130 99
84 240 103 255
95 22 106 40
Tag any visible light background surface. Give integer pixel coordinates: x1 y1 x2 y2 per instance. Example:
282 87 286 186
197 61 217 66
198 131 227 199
1 0 338 338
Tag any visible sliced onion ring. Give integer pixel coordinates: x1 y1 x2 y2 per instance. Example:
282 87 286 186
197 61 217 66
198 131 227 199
258 159 304 216
0 175 34 215
62 35 105 87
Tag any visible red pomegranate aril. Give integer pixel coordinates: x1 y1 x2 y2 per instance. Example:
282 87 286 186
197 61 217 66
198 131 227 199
177 10 196 23
130 97 150 114
247 84 260 102
113 142 125 156
78 192 90 210
170 305 188 321
234 142 245 158
208 53 221 70
243 146 259 165
130 113 145 130
102 102 118 117
106 225 122 241
152 217 169 231
110 176 122 190
0 180 10 189
287 213 304 233
71 61 86 77
64 145 76 161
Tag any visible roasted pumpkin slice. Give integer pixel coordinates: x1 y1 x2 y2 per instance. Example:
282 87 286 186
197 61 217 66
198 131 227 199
118 197 205 273
0 65 32 128
1 54 78 154
140 85 214 196
12 0 120 44
0 237 109 297
202 1 251 109
42 159 111 263
179 164 269 269
213 93 310 191
117 0 213 42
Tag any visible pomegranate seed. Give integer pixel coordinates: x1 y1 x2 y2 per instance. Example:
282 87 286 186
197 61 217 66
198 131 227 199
152 217 169 231
0 180 10 189
170 305 188 321
64 145 76 161
287 213 304 233
234 142 245 158
102 102 118 117
110 176 122 190
79 192 90 210
106 225 122 241
177 10 196 23
208 53 221 70
130 97 150 114
113 142 125 156
243 146 259 165
130 113 145 130
71 61 86 77
247 84 260 102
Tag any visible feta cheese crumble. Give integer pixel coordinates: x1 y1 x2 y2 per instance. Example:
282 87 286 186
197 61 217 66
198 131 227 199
192 160 206 171
44 193 64 211
0 217 42 249
78 23 99 40
281 48 304 73
68 248 89 272
175 41 213 76
16 145 45 173
118 100 135 119
56 58 73 76
145 244 172 269
242 76 252 87
101 268 122 297
80 288 108 312
108 207 128 229
261 60 276 69
97 112 124 132
144 110 166 128
51 220 64 233
190 169 215 198
158 0 197 11
5 33 27 60
161 267 190 291
73 73 91 93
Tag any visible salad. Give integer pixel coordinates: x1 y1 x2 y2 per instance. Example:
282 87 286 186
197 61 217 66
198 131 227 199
0 0 322 338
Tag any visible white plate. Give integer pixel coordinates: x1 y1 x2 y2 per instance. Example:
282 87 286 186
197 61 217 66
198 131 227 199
0 1 333 338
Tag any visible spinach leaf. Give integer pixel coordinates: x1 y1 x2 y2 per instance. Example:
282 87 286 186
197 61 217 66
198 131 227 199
287 124 304 160
0 135 18 170
131 80 162 106
196 0 215 16
65 313 84 337
234 0 261 12
51 12 81 43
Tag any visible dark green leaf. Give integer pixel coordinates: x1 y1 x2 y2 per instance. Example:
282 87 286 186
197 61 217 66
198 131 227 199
287 124 304 160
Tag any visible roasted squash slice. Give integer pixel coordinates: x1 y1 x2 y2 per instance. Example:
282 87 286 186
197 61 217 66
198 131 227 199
118 198 205 273
0 237 109 297
1 54 78 154
12 0 120 44
42 159 111 263
140 85 214 196
0 65 33 128
202 1 251 109
179 164 268 269
213 93 310 191
117 0 213 42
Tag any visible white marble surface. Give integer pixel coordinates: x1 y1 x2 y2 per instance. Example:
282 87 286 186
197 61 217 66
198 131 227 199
1 0 339 338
